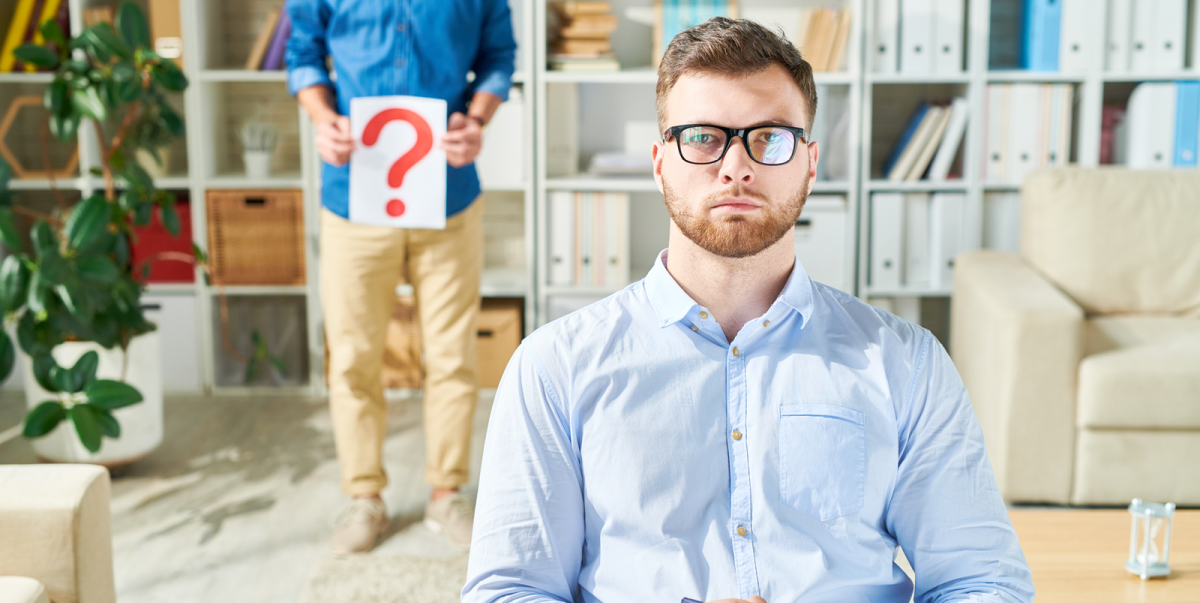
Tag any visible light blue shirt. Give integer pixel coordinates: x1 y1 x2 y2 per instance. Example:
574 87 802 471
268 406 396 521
464 250 1035 603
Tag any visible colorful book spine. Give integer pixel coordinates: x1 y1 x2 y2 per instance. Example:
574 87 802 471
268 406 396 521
0 0 38 72
261 10 292 71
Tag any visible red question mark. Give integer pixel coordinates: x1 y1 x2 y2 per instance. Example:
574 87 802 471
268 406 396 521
361 108 434 217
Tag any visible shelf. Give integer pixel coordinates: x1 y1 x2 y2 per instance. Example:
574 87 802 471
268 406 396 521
867 73 971 85
481 268 528 298
0 73 53 84
986 71 1086 83
199 70 289 83
545 175 660 192
866 180 968 192
541 67 657 84
543 284 626 296
145 283 197 294
1102 71 1200 82
208 285 308 296
813 72 856 85
863 287 953 298
812 181 852 194
982 182 1022 191
204 175 305 189
8 178 90 190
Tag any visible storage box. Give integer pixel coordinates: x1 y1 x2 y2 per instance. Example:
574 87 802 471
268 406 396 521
794 195 849 292
477 298 523 388
382 293 423 390
206 189 305 285
132 198 194 282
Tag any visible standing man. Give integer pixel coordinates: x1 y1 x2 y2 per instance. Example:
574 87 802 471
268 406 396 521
285 1 517 554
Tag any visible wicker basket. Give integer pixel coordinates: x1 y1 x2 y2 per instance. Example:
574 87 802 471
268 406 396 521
206 189 306 285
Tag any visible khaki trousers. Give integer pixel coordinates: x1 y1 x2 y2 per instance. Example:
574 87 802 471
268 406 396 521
320 199 483 496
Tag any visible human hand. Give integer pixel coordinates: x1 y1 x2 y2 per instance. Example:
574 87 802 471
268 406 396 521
441 111 483 168
315 114 354 167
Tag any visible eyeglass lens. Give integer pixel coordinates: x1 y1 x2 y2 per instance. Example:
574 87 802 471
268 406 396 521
677 126 797 165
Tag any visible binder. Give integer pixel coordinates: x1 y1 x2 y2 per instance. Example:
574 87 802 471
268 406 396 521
1006 84 1041 185
591 192 605 287
870 193 905 290
1129 0 1156 72
794 196 849 292
928 96 969 181
906 107 952 181
929 193 965 288
1173 81 1199 167
900 0 934 74
576 192 591 286
873 0 900 73
549 191 575 285
1051 84 1074 166
1154 0 1187 71
889 105 943 181
1058 0 1088 72
1106 0 1132 72
983 85 1009 182
1023 0 1061 71
1126 82 1176 168
932 0 964 74
903 193 931 287
983 192 1022 253
988 0 1023 69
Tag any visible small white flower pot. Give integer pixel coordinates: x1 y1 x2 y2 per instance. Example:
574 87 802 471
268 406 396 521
22 331 163 465
244 151 273 179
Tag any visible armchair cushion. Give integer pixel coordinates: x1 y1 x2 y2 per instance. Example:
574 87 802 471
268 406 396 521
1078 316 1200 429
1021 168 1200 317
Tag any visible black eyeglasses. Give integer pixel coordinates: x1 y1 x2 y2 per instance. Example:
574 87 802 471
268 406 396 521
663 124 810 166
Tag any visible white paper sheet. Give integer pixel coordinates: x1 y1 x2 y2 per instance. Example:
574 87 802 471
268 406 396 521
349 95 448 229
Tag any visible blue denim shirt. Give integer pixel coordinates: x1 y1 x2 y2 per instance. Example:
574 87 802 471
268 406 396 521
285 0 517 219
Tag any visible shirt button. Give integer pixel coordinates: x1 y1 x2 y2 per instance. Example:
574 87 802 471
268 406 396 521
394 59 405 67
397 23 406 32
763 320 771 327
732 430 742 440
732 347 740 357
699 311 708 319
737 525 748 537
690 325 698 332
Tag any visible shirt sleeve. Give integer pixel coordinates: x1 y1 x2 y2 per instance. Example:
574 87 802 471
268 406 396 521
886 332 1036 603
462 342 584 603
468 0 518 102
285 0 334 96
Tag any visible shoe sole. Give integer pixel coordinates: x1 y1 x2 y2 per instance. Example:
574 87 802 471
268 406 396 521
424 517 471 551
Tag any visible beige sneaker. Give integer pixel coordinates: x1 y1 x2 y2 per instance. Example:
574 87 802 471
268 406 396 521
331 498 389 555
424 494 474 549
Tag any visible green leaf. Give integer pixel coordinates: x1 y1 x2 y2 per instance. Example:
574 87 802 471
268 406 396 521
69 404 103 453
116 2 150 49
159 104 184 137
0 159 11 190
44 80 69 117
115 73 141 103
71 86 107 121
133 202 151 226
83 23 132 61
68 350 100 391
244 356 259 384
31 220 56 256
191 243 208 265
37 252 71 285
109 148 127 173
13 43 59 68
56 282 94 323
65 194 109 251
267 353 288 376
49 363 74 392
30 353 59 392
161 201 180 236
39 19 68 53
49 112 81 143
76 255 120 283
85 379 143 410
91 405 120 438
0 255 29 313
113 233 130 267
91 312 120 348
22 401 65 438
119 188 140 211
25 272 50 316
0 331 14 382
0 207 19 251
151 60 187 92
124 163 152 189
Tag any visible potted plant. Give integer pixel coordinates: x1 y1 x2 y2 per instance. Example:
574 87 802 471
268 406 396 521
0 2 191 462
240 119 277 179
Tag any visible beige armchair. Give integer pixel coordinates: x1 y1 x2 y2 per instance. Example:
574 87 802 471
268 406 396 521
951 168 1200 505
0 465 115 603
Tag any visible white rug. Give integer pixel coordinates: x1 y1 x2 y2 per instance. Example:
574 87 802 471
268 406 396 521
301 554 470 603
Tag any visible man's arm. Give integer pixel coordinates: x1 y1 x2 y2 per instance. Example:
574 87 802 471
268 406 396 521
285 1 354 167
886 332 1035 603
443 0 517 168
462 343 584 603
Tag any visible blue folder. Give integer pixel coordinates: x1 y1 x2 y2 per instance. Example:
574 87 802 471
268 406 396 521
1174 82 1199 167
1022 0 1061 71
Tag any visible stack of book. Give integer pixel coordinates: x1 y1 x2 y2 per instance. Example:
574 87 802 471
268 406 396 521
0 0 69 73
549 1 619 72
794 7 852 72
883 97 969 182
548 191 630 288
245 6 292 71
980 84 1073 185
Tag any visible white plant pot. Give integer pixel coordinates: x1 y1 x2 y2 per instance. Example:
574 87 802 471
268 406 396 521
244 151 273 179
22 331 164 465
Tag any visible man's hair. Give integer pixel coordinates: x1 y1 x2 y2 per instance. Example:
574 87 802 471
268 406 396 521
656 17 818 138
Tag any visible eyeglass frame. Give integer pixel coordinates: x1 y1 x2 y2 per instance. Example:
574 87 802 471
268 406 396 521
662 123 812 166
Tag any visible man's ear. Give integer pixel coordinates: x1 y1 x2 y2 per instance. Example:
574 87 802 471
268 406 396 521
652 140 666 194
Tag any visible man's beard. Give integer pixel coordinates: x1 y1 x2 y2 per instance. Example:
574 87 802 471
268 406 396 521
663 180 807 259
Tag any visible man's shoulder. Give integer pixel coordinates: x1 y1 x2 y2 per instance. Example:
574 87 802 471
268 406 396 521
523 282 648 365
809 280 929 350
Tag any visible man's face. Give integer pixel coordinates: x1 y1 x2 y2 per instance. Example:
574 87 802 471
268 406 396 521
652 65 819 259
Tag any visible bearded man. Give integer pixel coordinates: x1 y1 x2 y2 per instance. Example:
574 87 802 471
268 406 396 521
462 17 1035 603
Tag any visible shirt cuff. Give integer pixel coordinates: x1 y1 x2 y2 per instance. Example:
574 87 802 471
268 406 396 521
471 69 513 102
288 65 334 97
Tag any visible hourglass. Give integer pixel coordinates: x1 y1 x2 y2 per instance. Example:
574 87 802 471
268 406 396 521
1125 498 1175 580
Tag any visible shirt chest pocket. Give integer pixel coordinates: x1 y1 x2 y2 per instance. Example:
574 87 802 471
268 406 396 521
778 404 866 521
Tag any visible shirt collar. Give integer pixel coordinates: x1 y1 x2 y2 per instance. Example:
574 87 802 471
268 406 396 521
643 248 816 329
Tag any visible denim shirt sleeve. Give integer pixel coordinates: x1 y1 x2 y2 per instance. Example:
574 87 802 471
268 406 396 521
887 332 1036 603
468 0 517 102
285 0 334 96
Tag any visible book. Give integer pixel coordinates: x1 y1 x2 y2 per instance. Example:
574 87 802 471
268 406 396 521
928 96 969 181
149 0 184 67
555 38 611 55
550 1 612 16
803 8 835 71
889 104 943 181
15 0 47 72
1023 0 1061 71
988 0 1022 70
559 14 618 39
0 0 38 72
261 10 292 70
883 102 930 177
83 7 113 26
824 9 852 72
244 8 280 70
1099 104 1126 165
1173 81 1199 167
549 54 620 71
906 106 953 181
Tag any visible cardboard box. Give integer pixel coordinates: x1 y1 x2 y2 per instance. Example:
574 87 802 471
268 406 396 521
382 294 423 390
477 299 523 388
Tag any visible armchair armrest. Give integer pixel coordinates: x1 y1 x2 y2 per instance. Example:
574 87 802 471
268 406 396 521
950 251 1084 504
0 465 115 603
